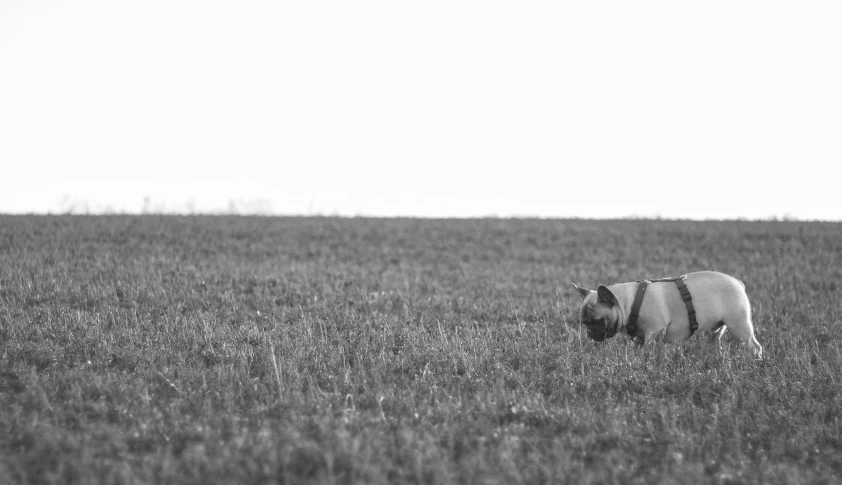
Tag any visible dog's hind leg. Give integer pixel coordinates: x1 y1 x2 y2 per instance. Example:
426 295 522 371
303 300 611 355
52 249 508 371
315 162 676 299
706 322 727 343
722 308 763 358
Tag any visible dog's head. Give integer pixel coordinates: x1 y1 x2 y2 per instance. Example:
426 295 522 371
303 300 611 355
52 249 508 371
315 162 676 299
570 283 621 341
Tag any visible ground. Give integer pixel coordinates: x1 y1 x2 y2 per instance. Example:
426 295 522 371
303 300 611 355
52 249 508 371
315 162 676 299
0 216 840 484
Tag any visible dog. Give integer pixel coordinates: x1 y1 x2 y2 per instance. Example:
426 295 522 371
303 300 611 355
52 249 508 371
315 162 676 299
571 271 762 357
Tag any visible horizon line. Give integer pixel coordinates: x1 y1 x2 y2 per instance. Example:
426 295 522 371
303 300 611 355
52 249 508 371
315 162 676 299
1 211 839 223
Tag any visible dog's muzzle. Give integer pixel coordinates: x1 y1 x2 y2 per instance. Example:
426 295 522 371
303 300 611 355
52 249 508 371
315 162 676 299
585 318 618 342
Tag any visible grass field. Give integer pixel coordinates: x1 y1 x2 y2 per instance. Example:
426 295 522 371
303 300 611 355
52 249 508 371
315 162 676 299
1 215 840 484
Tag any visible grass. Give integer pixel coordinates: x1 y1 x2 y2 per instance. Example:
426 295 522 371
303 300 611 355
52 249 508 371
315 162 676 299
0 215 840 484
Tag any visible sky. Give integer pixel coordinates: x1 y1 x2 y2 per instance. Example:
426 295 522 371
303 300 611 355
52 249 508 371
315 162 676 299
1 0 840 219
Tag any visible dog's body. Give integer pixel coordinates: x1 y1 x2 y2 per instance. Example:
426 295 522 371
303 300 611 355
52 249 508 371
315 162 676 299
572 271 762 357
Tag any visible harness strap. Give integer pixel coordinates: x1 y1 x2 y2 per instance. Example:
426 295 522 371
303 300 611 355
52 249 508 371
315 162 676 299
626 275 698 340
626 281 649 339
675 278 699 336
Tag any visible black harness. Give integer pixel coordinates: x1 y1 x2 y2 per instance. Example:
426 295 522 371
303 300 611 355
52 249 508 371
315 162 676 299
626 275 697 341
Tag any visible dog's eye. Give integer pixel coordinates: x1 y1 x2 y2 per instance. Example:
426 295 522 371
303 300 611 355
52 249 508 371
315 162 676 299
582 315 601 327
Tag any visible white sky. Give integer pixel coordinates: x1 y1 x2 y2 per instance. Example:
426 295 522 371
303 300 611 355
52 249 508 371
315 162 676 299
1 0 840 219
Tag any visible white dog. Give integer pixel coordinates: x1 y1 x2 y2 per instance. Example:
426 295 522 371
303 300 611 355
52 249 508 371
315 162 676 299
571 271 762 357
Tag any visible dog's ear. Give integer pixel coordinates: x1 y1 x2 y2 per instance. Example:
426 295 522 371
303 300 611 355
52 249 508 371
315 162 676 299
570 283 592 300
597 285 617 305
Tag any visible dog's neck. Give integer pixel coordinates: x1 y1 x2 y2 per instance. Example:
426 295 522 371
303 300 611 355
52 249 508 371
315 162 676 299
609 282 640 334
